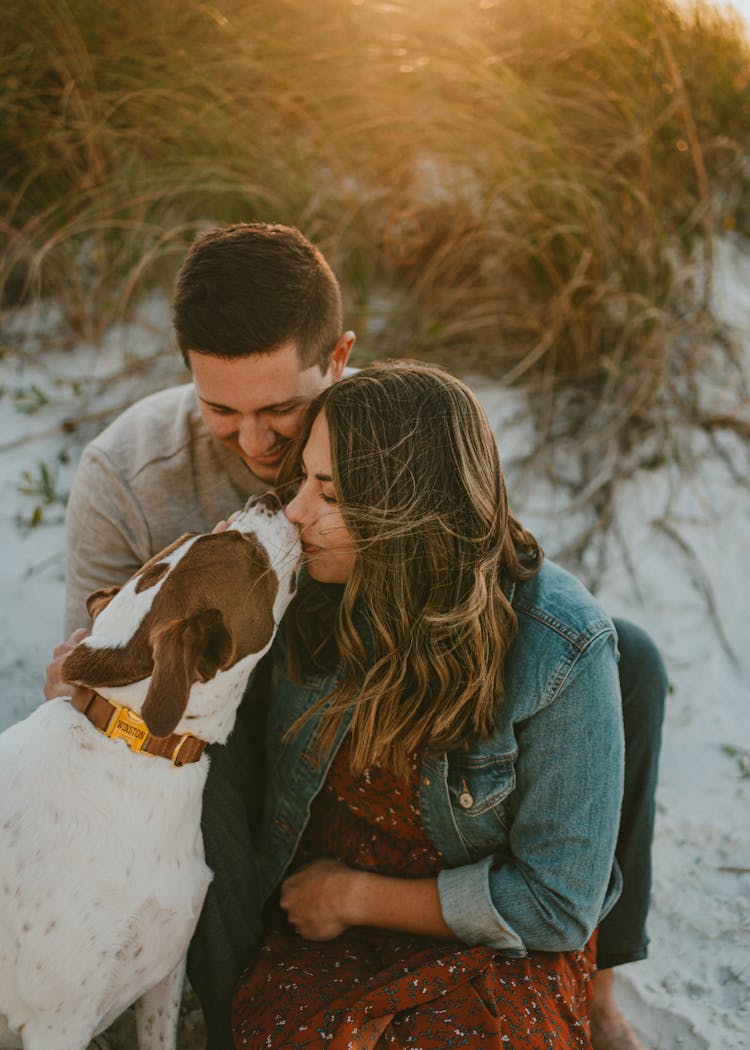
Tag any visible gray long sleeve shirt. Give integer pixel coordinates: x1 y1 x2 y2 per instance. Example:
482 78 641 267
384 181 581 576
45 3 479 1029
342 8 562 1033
64 383 268 634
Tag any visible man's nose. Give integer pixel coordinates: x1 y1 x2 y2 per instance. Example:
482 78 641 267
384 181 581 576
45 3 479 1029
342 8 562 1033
238 415 274 457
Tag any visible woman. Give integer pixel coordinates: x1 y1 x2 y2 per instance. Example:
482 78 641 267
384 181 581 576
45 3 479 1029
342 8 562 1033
232 362 624 1049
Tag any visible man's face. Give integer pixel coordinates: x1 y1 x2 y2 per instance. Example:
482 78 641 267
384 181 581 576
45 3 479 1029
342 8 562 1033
188 337 353 482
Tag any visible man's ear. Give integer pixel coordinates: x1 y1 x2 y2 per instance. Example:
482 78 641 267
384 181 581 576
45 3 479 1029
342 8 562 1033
86 585 121 621
327 331 355 381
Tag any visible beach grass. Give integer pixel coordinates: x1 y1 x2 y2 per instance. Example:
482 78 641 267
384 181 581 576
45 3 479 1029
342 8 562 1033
3 0 749 462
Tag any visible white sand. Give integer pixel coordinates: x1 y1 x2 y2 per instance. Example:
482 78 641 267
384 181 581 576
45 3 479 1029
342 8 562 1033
1 243 748 1048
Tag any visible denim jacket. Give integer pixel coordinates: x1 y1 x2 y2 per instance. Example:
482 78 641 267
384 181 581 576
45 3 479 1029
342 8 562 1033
258 558 624 955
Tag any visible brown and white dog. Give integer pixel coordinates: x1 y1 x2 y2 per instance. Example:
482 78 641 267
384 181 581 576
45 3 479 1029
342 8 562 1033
0 493 300 1050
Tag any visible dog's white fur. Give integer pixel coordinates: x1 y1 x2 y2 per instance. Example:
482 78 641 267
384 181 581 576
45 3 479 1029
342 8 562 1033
0 496 300 1050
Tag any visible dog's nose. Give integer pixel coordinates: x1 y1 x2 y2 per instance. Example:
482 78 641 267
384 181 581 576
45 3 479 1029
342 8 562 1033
244 490 282 513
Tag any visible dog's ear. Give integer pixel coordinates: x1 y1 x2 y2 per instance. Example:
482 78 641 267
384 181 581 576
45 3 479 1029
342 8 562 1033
61 636 152 689
140 608 233 738
86 585 121 621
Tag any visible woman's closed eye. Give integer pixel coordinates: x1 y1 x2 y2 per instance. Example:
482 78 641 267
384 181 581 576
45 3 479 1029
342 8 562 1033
299 471 338 505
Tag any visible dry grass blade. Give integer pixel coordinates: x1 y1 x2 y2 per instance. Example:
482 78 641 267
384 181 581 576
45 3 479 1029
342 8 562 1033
2 0 749 578
700 399 750 440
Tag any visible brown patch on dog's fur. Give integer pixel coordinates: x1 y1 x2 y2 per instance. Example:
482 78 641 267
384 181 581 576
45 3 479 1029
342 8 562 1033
135 561 170 593
85 536 200 620
132 533 198 594
86 585 122 621
62 531 279 737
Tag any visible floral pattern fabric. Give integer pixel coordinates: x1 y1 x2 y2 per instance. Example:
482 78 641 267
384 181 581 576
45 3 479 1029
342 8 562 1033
233 740 596 1048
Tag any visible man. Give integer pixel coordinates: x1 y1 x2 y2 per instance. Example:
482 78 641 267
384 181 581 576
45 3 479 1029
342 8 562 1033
63 224 354 635
51 223 664 1050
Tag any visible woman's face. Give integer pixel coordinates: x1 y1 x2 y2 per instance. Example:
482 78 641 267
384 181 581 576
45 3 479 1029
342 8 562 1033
284 412 357 584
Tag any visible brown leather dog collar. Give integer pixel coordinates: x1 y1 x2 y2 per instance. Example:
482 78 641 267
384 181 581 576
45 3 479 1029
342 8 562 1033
69 689 207 766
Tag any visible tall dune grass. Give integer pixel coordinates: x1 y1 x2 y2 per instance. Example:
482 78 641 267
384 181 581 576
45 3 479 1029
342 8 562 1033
2 0 749 455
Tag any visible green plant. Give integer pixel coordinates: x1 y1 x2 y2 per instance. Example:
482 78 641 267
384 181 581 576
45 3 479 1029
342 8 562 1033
17 458 67 527
12 383 49 414
723 744 750 779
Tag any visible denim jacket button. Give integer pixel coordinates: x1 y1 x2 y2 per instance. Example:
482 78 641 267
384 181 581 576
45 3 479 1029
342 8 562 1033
458 790 474 809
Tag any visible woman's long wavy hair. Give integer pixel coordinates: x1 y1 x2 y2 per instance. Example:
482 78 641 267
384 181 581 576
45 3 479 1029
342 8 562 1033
280 362 542 774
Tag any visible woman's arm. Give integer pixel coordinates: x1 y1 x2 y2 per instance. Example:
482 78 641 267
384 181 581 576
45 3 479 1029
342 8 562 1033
280 858 456 941
439 627 624 953
280 626 624 952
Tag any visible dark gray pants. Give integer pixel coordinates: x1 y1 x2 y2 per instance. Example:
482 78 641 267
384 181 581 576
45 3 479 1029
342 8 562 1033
187 619 667 1050
186 658 268 1050
596 619 667 969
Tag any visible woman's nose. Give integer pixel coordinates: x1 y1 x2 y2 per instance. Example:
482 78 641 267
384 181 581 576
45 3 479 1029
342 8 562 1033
284 490 303 525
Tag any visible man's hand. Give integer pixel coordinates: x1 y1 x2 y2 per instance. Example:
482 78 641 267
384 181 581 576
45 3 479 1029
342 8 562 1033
44 628 89 700
280 858 356 941
212 510 241 534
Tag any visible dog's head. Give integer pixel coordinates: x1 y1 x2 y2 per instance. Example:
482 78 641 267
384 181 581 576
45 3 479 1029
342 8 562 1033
61 493 300 741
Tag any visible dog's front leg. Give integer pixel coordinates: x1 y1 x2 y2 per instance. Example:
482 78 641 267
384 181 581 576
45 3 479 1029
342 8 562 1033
134 955 186 1050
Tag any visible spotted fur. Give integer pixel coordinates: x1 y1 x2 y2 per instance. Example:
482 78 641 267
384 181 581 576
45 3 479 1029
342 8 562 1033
0 494 300 1050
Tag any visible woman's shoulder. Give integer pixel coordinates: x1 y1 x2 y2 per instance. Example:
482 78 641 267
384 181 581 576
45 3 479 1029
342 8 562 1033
511 558 614 648
497 559 618 722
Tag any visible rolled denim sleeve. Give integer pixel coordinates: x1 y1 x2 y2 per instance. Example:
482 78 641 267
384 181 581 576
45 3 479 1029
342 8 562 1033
437 628 624 953
439 856 526 953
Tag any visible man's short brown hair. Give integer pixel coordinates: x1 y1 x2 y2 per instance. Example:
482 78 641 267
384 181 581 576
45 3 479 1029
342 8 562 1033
172 223 343 371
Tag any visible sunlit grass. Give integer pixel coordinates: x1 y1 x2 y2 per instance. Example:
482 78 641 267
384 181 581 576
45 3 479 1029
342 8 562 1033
2 0 749 468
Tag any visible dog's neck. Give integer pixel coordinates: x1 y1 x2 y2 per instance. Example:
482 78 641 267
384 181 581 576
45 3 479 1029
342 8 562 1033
90 644 266 747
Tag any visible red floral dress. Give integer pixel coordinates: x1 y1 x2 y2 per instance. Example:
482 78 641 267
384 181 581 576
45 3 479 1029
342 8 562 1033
232 739 596 1048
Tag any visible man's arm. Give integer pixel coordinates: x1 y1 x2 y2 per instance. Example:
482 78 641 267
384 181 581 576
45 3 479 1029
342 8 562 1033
64 444 153 634
46 444 152 699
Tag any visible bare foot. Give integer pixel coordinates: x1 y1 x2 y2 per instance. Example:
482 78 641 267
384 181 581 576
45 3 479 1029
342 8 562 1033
590 968 647 1050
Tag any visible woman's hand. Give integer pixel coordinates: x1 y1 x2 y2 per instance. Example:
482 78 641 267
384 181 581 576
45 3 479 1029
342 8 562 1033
280 858 355 940
280 859 456 943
